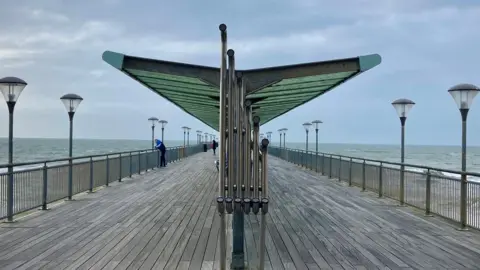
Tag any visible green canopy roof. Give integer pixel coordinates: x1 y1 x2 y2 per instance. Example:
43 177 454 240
102 51 381 131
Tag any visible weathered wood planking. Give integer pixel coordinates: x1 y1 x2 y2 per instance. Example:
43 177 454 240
1 153 480 269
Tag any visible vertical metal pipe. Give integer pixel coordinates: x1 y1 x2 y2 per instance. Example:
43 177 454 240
89 156 94 192
348 157 352 186
378 162 383 197
252 116 260 199
6 103 14 221
315 129 318 173
400 117 406 205
425 169 432 216
362 160 366 191
227 49 236 197
259 138 269 270
119 153 123 181
218 23 228 270
42 162 48 210
68 113 74 200
460 108 468 229
106 155 110 187
161 127 164 142
305 130 309 152
151 125 155 150
245 102 252 198
238 78 245 198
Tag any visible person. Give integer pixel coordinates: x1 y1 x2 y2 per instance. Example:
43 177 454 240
155 139 167 167
212 139 217 155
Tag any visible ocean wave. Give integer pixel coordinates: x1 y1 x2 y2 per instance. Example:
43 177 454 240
405 167 480 183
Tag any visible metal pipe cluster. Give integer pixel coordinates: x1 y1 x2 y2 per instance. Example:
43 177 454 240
216 23 270 270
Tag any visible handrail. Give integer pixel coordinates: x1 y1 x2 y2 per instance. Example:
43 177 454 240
0 145 192 169
271 146 480 178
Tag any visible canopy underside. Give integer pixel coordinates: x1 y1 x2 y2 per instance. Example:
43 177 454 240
103 51 381 131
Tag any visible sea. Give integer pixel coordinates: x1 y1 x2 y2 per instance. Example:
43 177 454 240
0 138 480 181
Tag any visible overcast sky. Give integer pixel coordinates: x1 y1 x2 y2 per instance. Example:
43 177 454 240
0 0 479 145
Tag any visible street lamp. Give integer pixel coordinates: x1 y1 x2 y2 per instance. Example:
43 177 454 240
391 98 415 206
302 122 312 152
266 131 272 141
60 93 83 201
187 127 191 146
148 117 159 150
0 76 27 221
278 129 283 147
158 120 167 142
181 126 189 147
448 83 480 229
312 120 322 172
282 128 288 148
197 130 202 144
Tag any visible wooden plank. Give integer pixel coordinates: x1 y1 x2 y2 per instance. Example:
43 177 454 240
2 153 480 270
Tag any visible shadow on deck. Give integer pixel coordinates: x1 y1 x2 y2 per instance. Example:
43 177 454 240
1 152 480 270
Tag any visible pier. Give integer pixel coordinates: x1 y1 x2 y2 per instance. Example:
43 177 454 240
2 151 480 269
2 23 480 270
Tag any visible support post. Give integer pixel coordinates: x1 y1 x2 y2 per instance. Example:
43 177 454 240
89 157 94 192
348 157 353 186
362 160 366 191
42 162 48 210
425 169 433 216
378 162 383 197
217 23 228 270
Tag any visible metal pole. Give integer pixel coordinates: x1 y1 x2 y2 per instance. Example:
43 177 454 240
283 133 286 148
183 131 186 147
151 125 155 150
161 127 164 142
245 102 252 198
6 102 14 221
460 108 468 229
187 131 190 147
68 112 74 200
400 116 406 205
305 130 309 152
315 129 318 172
217 23 228 270
259 138 270 270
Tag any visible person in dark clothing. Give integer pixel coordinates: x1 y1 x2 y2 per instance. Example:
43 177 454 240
155 139 167 167
212 139 217 155
159 142 166 167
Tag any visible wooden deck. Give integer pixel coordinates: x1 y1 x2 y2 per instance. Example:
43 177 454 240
1 152 480 270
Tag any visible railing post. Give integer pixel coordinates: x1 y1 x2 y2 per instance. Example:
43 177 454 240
315 152 318 173
89 157 94 192
378 162 383 197
42 162 48 210
106 155 110 187
362 160 366 191
129 152 132 178
348 157 352 186
146 151 149 170
321 153 325 175
138 151 141 174
329 154 332 178
338 156 342 181
425 169 433 216
119 154 122 182
157 149 160 168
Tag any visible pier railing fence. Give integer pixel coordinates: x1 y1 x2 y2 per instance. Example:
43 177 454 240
269 146 480 230
0 144 204 220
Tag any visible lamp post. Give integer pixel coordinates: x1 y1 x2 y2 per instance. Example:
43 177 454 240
312 120 322 172
197 130 202 144
159 120 167 142
266 131 272 142
278 129 283 147
182 126 189 147
448 83 480 230
187 128 191 147
391 98 415 206
282 128 288 148
0 77 27 222
60 93 83 201
148 117 159 150
302 122 312 152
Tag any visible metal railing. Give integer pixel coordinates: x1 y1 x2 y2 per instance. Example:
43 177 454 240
0 144 204 220
269 146 480 230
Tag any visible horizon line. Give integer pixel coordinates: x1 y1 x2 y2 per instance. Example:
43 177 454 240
0 136 477 148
